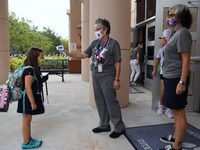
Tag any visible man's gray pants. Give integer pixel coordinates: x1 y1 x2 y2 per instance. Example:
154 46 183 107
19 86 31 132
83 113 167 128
92 72 125 133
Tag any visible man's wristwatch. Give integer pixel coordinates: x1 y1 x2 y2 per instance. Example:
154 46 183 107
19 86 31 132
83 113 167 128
179 81 186 86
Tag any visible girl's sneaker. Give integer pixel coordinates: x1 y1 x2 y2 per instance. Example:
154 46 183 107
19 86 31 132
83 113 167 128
165 109 174 119
157 104 164 115
22 139 41 149
30 137 42 144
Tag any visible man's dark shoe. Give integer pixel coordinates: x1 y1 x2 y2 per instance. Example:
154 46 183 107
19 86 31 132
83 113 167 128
160 135 175 144
92 127 111 133
109 130 125 138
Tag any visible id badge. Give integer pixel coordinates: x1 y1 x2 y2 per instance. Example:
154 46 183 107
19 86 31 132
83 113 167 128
98 63 103 72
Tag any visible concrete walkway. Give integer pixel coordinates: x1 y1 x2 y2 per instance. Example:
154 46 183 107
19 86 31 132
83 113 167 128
0 74 200 150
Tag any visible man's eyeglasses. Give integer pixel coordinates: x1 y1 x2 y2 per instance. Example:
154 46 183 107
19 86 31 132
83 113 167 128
94 28 102 31
168 14 176 17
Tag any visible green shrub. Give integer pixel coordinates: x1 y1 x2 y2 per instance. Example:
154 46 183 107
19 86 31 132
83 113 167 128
40 57 68 70
44 56 67 60
10 56 68 72
10 57 25 72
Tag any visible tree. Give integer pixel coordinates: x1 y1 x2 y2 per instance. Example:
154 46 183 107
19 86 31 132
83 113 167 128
60 39 69 51
9 12 32 54
28 31 53 54
9 12 57 54
42 27 62 54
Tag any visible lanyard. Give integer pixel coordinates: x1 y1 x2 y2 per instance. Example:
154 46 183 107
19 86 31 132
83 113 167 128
162 26 183 52
97 37 109 62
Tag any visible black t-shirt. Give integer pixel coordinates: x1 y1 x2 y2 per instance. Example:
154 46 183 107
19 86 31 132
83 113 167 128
21 68 42 92
17 67 44 115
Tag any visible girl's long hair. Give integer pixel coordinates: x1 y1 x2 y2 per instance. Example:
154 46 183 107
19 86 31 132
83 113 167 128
24 47 43 75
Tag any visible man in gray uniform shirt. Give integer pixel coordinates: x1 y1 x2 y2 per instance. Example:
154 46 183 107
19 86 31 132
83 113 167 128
61 18 125 138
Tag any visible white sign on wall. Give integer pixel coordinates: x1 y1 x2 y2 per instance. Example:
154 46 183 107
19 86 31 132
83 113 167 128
71 43 77 51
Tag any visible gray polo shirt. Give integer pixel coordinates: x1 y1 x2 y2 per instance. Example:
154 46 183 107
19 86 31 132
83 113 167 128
84 38 121 74
162 27 192 78
130 47 141 60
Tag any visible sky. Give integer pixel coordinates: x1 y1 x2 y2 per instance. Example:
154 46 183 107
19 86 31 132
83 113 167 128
8 0 70 39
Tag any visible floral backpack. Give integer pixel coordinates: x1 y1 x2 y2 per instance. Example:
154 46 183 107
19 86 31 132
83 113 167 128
7 65 38 116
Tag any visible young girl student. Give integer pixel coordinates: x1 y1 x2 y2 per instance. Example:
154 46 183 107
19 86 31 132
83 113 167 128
152 30 174 119
17 47 45 149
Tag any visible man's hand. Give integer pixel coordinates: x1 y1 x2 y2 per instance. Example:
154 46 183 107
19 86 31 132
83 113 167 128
60 50 89 59
61 50 70 57
113 80 120 91
176 83 186 95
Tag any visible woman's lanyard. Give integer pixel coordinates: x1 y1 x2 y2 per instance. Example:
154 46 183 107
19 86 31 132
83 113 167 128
162 26 183 52
97 37 109 63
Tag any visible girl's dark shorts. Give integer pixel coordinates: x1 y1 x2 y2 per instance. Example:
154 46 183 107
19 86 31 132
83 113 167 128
163 76 190 110
160 74 164 80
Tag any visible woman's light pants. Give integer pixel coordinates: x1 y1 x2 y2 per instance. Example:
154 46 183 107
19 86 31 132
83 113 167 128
130 59 140 82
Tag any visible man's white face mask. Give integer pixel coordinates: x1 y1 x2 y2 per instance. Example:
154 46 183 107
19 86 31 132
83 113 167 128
95 29 106 40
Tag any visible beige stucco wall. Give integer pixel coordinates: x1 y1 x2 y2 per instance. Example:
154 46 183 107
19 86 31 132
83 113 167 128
0 0 10 84
89 0 131 108
131 0 136 28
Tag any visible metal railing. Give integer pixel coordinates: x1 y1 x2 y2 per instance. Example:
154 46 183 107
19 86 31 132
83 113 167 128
191 57 200 62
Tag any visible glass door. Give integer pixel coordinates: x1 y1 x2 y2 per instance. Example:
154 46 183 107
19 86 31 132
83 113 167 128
144 21 155 89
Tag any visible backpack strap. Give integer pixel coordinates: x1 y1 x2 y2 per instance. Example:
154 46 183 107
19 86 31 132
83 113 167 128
24 66 39 91
23 89 26 118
